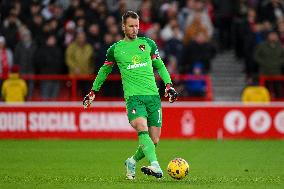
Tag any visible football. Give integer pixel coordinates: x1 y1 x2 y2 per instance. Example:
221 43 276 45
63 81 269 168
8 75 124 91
167 157 189 180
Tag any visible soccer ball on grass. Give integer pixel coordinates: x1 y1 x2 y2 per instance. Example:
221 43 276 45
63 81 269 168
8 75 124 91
167 157 189 180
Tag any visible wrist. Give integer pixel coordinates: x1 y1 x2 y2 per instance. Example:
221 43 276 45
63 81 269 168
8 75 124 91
88 90 96 100
166 83 173 89
89 90 96 95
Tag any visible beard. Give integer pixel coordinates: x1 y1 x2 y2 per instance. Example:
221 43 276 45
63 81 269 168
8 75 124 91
126 32 137 40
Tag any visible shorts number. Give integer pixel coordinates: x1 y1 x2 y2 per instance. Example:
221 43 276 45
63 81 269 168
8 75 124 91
157 109 161 123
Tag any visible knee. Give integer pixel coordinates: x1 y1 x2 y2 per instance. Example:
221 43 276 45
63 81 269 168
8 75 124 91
131 118 148 132
135 124 148 132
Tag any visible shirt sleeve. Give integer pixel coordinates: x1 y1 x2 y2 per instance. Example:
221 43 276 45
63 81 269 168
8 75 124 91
92 44 116 92
144 37 172 85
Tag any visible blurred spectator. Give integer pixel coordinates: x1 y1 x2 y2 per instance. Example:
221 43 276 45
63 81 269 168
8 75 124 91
1 11 22 51
66 31 94 75
25 0 42 24
85 0 100 24
160 18 183 42
41 18 61 42
63 0 81 20
14 30 37 98
164 27 183 65
166 55 179 74
212 0 237 50
254 30 284 75
34 35 64 100
75 17 87 31
181 32 216 74
205 0 216 24
242 77 271 103
27 14 44 45
41 1 57 20
125 0 142 12
232 0 249 59
178 0 196 32
56 0 70 10
145 22 161 37
184 0 214 41
0 36 13 80
62 20 76 48
254 31 284 98
242 86 271 103
242 8 262 77
1 65 27 103
66 31 94 95
247 0 260 8
183 11 211 44
97 33 123 97
185 63 207 97
101 15 117 35
139 1 153 35
96 2 110 30
105 15 117 27
108 24 120 37
96 33 114 69
278 21 284 46
159 1 178 27
259 0 284 24
53 2 64 20
87 23 102 56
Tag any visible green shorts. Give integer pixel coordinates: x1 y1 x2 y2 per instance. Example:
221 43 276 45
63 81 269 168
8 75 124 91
125 95 162 127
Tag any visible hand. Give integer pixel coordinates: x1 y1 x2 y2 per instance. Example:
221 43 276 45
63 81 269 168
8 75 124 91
164 84 178 103
83 90 96 109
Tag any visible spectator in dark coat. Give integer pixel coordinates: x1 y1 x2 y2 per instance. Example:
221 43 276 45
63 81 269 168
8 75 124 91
212 0 238 49
254 31 284 98
1 12 22 51
34 35 64 100
27 14 44 46
14 30 37 98
254 31 284 75
164 27 184 63
180 32 216 74
242 8 263 77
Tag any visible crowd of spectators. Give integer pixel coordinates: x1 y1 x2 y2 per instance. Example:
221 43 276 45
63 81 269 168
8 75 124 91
231 0 284 98
0 0 284 101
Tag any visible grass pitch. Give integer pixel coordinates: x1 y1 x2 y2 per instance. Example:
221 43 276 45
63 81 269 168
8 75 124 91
0 140 283 189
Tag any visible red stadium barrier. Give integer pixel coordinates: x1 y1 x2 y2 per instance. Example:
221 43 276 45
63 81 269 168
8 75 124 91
0 102 284 139
0 74 213 101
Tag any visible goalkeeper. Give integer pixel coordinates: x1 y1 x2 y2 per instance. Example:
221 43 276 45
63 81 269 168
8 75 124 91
83 11 178 180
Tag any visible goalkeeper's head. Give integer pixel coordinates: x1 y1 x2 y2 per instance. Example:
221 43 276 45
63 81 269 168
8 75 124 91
121 11 139 40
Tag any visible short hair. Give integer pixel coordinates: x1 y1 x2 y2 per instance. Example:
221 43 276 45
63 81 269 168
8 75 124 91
122 11 139 24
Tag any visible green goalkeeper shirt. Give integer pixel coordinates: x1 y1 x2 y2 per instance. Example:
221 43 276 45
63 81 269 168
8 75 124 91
92 37 172 98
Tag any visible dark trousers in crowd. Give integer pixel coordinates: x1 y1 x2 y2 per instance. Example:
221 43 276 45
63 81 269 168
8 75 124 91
40 80 60 100
266 81 284 98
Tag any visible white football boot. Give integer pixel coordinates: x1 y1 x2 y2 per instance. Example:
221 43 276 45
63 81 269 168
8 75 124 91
125 158 136 180
141 162 163 178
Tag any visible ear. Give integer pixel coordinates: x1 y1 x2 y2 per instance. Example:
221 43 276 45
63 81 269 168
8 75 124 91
122 23 125 32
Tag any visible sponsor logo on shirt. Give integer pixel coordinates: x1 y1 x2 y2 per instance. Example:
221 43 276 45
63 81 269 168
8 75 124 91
127 55 147 70
132 55 142 64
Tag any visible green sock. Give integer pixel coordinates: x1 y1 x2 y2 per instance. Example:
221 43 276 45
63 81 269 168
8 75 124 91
137 131 157 163
133 145 145 162
133 136 158 162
